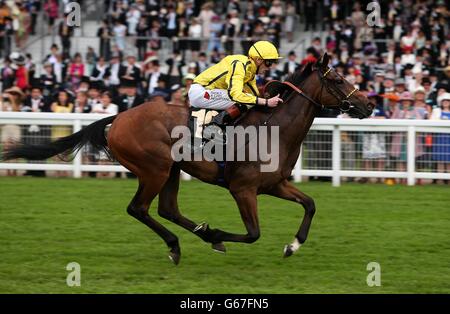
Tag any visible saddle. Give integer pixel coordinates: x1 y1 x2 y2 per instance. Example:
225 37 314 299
188 108 225 151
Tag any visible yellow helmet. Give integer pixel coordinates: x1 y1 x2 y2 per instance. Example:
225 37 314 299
248 41 282 60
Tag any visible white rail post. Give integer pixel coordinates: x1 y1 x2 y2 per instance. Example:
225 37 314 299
293 145 303 183
332 125 341 187
73 119 82 178
407 125 416 186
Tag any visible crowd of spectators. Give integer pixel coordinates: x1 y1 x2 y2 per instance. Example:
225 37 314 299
0 0 449 181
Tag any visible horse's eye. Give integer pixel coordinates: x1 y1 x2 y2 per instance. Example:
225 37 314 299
336 79 344 84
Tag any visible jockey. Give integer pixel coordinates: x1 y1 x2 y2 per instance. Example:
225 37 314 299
188 41 284 125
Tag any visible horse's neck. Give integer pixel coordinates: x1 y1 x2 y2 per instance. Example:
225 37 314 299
277 92 318 149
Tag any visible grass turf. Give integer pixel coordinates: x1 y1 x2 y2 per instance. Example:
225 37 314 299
0 177 449 294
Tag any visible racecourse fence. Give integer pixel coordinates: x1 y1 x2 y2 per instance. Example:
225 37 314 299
0 112 449 186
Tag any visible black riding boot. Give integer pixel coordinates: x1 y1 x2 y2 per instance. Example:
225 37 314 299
212 104 248 126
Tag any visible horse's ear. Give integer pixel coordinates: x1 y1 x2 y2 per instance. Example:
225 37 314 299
315 53 330 71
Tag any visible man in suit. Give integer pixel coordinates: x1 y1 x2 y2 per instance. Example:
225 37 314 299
116 78 146 113
21 84 51 177
145 60 169 98
119 55 141 87
282 50 301 79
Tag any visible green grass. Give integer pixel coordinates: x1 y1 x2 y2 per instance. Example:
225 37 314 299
0 177 449 294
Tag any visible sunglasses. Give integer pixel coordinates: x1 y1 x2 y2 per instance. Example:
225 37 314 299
264 59 278 67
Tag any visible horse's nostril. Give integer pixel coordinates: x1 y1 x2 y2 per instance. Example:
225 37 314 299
367 103 375 111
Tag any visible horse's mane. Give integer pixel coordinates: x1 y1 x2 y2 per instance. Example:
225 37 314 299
285 61 314 86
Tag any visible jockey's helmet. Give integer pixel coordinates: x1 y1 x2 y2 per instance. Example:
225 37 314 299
248 41 282 66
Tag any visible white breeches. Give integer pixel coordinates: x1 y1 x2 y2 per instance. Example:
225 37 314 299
188 84 235 110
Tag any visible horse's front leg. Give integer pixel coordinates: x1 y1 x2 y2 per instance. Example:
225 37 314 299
207 188 261 245
266 180 316 257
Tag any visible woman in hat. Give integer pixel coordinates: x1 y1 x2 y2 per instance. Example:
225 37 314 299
10 52 28 90
0 86 25 176
431 93 450 182
361 92 387 182
68 53 85 91
389 91 425 182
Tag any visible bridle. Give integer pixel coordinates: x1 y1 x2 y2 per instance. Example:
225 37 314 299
319 67 359 113
283 66 359 113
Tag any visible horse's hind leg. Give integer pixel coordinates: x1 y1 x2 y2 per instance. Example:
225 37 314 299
127 176 181 265
157 164 226 253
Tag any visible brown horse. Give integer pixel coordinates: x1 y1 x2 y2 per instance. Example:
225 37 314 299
2 54 373 264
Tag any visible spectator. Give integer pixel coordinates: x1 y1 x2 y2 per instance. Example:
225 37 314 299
0 86 25 176
43 0 58 34
1 57 15 91
59 14 75 59
14 1 30 50
165 50 185 86
126 3 141 36
431 93 450 183
361 92 387 183
97 19 113 61
188 17 202 60
113 19 127 52
92 91 118 114
10 52 28 91
221 14 235 55
284 1 296 43
40 62 57 97
136 16 149 61
67 53 85 91
74 90 92 113
119 54 141 87
90 56 110 83
198 2 215 41
116 78 145 113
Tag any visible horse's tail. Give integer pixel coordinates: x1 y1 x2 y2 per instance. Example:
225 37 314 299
2 115 117 161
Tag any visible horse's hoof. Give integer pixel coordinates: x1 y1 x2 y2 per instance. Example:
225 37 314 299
283 244 294 258
194 222 208 233
283 238 301 258
212 242 226 253
168 249 181 265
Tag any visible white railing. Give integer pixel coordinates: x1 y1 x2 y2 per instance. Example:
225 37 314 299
0 112 449 186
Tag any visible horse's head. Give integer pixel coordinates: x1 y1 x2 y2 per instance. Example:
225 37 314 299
312 53 374 118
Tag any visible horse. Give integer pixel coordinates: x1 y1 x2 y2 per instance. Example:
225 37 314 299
2 53 374 264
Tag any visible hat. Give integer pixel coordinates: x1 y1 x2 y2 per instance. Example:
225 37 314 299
414 86 426 94
121 78 137 88
10 52 26 65
385 73 396 81
4 86 26 100
183 73 196 84
375 71 385 77
381 93 400 102
437 92 450 105
435 82 450 92
399 91 414 102
395 78 406 86
170 84 182 92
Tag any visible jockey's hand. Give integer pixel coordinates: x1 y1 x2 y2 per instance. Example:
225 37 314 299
267 94 283 107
